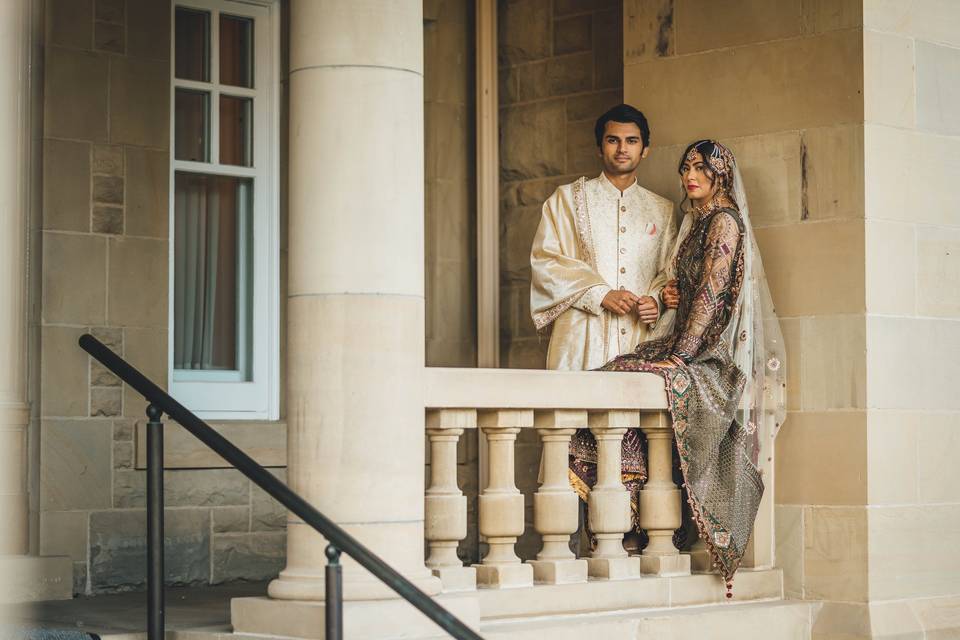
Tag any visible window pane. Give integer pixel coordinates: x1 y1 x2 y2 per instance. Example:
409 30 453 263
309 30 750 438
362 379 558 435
175 8 209 81
220 14 253 88
175 89 210 162
173 172 254 378
220 95 253 166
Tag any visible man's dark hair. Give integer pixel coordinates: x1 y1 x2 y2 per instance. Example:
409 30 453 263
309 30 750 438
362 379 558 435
594 104 650 148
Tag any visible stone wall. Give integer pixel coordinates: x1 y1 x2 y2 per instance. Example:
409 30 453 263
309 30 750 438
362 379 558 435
424 0 477 368
623 0 868 626
498 0 623 369
859 2 960 636
36 0 288 595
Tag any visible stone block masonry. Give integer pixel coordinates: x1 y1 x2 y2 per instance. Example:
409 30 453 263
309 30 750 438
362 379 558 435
498 0 624 370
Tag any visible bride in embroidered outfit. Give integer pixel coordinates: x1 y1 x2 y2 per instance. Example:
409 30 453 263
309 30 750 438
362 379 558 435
600 139 786 594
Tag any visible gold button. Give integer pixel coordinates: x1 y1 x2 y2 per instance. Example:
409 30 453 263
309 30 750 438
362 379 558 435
620 226 626 233
620 328 627 335
620 267 626 274
620 206 626 212
619 247 626 255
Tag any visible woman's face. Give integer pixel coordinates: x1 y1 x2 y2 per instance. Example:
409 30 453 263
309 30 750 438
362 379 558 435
680 150 717 204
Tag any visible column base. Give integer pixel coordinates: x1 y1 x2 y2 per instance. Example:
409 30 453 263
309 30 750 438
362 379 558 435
430 565 476 592
232 592 480 640
586 555 641 580
640 552 691 577
527 558 588 585
689 548 714 573
0 555 73 603
473 562 533 589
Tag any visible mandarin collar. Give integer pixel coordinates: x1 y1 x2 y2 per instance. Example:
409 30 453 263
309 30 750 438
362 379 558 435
598 172 639 199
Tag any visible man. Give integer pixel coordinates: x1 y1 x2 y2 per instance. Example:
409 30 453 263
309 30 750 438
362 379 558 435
530 104 676 371
530 104 677 550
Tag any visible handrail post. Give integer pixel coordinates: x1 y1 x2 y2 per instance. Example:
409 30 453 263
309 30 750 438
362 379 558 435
146 404 165 640
325 545 343 640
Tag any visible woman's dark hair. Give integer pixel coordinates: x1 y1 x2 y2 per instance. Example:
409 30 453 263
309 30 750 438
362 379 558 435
677 139 738 208
677 139 718 178
594 104 650 147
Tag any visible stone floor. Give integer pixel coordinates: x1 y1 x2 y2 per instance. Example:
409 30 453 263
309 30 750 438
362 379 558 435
0 582 266 639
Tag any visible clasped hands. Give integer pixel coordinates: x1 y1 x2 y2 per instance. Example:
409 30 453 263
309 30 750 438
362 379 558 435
601 279 680 323
601 289 659 323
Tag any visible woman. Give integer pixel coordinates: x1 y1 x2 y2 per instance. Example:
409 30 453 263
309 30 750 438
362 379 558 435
572 140 786 594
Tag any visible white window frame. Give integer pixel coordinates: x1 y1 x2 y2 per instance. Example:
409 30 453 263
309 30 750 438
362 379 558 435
168 0 280 420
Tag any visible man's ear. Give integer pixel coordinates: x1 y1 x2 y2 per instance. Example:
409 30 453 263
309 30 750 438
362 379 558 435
641 146 650 159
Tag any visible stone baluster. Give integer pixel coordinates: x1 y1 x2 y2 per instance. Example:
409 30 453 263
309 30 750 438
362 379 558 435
639 410 691 576
527 410 588 584
585 411 641 579
689 538 713 573
474 409 534 588
425 409 477 591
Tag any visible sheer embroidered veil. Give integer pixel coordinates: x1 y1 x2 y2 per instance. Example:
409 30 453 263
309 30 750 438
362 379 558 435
652 143 787 448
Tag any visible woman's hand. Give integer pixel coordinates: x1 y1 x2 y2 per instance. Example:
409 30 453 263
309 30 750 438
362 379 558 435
661 280 680 309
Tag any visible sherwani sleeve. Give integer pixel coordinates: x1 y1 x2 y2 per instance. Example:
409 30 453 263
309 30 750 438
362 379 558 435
672 211 742 362
530 189 610 331
645 203 678 328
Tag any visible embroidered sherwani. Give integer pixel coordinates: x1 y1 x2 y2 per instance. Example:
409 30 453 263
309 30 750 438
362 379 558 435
530 173 676 370
531 173 676 532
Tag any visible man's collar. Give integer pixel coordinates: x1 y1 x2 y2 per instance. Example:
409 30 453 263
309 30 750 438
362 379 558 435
598 171 639 198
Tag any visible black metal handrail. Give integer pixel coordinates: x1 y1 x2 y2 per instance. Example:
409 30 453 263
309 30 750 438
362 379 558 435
79 334 481 640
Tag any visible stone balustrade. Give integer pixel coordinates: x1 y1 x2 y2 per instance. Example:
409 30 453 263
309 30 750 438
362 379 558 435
421 368 763 592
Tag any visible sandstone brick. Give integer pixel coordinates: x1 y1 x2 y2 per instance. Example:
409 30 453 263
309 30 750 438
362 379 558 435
110 56 169 147
94 21 125 54
251 470 288 532
592 9 622 90
554 15 592 55
624 0 674 64
91 359 121 387
211 532 285 584
499 0 551 65
93 175 124 205
113 441 133 469
107 237 167 328
213 506 250 533
126 0 170 61
95 0 124 24
499 66 520 104
113 469 144 508
73 561 87 596
48 0 93 50
916 40 960 136
43 139 91 233
92 205 124 235
91 387 122 417
45 48 109 142
555 0 618 16
548 52 593 95
113 418 134 441
125 147 169 238
41 419 112 511
41 326 89 418
89 509 210 592
675 0 802 54
164 469 250 507
500 101 567 181
567 90 622 122
93 144 123 176
92 326 123 352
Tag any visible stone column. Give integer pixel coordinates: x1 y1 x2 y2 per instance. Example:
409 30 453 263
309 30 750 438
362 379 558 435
585 411 640 579
528 410 587 584
0 0 30 559
0 0 72 603
264 0 438 604
639 411 690 576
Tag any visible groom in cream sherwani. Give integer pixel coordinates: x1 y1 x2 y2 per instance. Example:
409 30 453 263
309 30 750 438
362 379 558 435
531 104 676 370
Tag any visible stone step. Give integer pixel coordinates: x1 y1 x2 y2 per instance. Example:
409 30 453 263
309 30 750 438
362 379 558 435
478 600 814 640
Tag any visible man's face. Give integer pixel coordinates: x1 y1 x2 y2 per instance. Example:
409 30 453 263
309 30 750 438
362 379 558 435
599 121 645 176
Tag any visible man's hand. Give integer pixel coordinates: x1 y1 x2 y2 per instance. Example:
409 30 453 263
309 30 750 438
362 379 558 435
661 280 680 309
602 289 639 315
635 295 659 324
